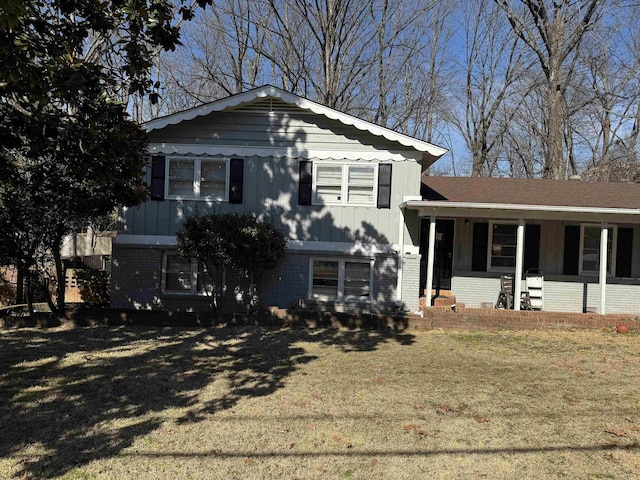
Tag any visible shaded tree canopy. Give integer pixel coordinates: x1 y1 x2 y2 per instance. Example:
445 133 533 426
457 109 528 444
0 0 210 310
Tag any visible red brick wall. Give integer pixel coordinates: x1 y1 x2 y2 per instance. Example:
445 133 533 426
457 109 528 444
416 307 640 331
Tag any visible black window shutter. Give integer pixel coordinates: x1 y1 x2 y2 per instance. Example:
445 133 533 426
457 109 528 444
472 222 488 272
229 157 244 204
524 224 541 273
298 160 313 206
616 227 633 278
377 164 392 209
563 226 580 275
150 156 165 200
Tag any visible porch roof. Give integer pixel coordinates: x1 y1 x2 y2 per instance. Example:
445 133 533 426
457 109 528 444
401 176 640 222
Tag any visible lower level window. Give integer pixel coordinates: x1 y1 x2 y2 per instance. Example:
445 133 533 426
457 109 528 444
310 258 372 299
163 253 211 294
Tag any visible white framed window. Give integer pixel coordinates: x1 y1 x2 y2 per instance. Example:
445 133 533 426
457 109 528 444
166 156 229 200
579 224 617 276
312 162 377 206
488 222 517 271
162 253 211 294
309 258 373 299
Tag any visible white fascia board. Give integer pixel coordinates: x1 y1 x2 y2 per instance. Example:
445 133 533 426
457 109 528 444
401 200 640 220
148 143 422 162
115 235 178 246
143 85 447 159
115 235 399 255
286 240 398 255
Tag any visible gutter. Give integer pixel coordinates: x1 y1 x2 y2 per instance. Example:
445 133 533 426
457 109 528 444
400 200 640 217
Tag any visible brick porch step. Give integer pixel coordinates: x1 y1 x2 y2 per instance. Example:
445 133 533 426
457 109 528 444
419 295 457 311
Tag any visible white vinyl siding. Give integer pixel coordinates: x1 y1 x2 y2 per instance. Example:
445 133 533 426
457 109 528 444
310 258 373 299
313 162 377 206
166 157 229 200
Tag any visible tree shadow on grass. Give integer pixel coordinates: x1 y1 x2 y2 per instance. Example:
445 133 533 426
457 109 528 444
0 324 413 478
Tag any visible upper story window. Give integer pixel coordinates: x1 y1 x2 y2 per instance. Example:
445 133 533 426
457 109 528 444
488 222 517 271
166 157 229 200
313 162 377 206
580 224 616 275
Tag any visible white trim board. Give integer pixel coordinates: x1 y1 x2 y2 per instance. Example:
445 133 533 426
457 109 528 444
144 85 448 160
403 202 640 224
402 200 640 218
148 143 422 162
115 235 399 255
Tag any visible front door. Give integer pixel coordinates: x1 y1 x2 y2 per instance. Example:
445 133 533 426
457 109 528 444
420 219 455 294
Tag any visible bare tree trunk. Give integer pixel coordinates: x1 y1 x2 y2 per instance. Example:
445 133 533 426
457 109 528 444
494 0 606 179
15 263 24 304
53 247 66 315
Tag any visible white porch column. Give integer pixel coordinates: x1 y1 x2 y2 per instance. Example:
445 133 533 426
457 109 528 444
514 219 525 311
396 207 405 301
599 222 608 315
425 215 436 306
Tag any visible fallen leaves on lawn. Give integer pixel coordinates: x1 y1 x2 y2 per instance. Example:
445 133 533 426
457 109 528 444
403 424 427 437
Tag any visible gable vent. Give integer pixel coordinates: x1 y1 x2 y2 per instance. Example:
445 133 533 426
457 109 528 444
233 97 311 116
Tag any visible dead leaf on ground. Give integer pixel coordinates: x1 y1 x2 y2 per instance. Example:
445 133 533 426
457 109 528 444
436 404 463 415
403 424 427 437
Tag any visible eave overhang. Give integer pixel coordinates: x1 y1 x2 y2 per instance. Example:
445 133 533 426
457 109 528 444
401 200 640 224
143 85 448 166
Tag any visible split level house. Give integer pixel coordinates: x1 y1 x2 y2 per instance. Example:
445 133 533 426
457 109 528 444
111 85 447 313
111 85 640 315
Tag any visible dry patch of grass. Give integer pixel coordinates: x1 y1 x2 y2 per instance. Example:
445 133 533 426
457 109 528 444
0 325 638 479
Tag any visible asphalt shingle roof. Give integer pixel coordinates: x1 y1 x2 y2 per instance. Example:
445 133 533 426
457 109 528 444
421 176 640 210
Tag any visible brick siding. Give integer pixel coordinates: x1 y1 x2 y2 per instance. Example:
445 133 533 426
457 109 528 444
112 245 401 313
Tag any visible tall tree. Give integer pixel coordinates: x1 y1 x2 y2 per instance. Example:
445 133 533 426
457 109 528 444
457 1 529 176
0 0 209 311
265 0 376 110
494 0 606 179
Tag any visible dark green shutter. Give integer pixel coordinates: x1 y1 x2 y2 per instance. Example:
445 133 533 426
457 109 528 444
563 226 580 275
229 157 244 204
616 227 633 278
472 222 488 272
377 164 392 209
524 224 541 273
298 160 313 206
150 156 165 200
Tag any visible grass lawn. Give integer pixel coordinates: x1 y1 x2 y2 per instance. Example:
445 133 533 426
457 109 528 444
0 324 638 479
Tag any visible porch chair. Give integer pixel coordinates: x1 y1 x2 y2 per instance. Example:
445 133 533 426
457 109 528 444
495 275 513 309
495 274 533 310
